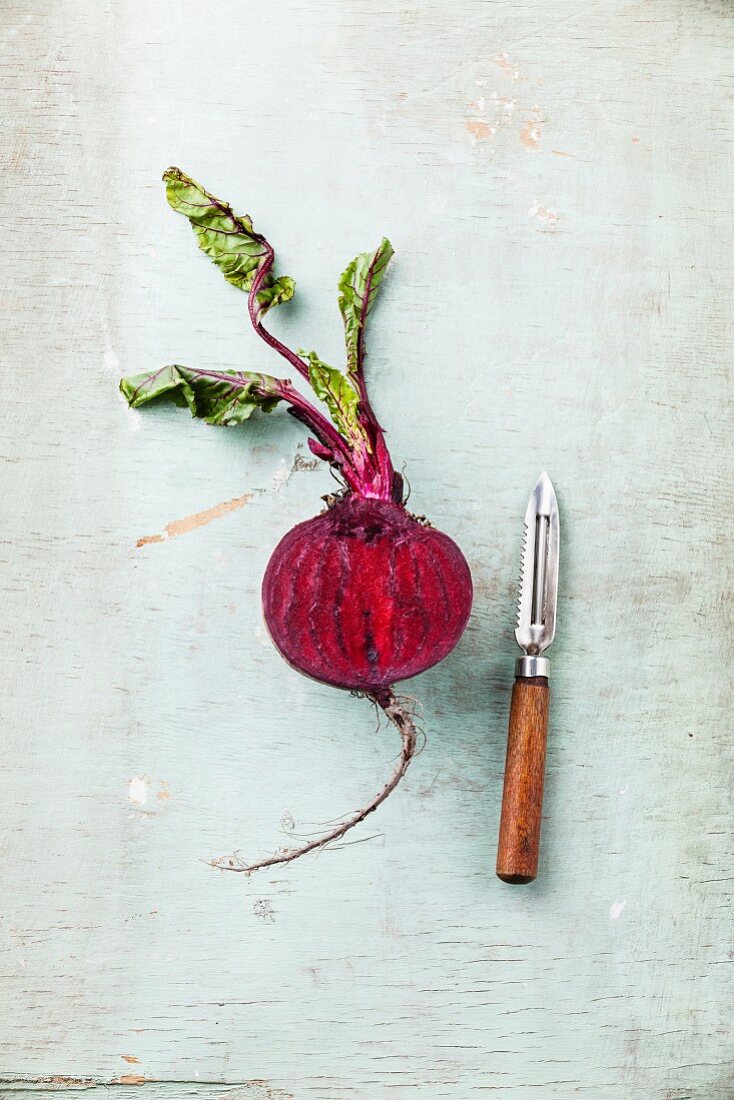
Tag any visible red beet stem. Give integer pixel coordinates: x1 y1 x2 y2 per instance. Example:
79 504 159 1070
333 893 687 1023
209 692 418 874
248 243 312 382
248 239 397 501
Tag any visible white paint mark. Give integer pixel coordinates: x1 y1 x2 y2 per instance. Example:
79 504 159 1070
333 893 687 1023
119 395 143 431
102 317 120 375
528 201 560 228
619 785 628 795
13 935 27 969
128 776 148 806
212 549 231 570
126 407 142 431
102 314 142 430
610 899 627 920
271 460 291 492
104 346 120 373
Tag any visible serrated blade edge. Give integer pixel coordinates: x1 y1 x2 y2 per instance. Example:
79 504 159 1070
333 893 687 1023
514 472 559 654
516 520 530 630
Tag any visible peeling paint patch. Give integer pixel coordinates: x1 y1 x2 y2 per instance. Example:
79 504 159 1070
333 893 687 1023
128 776 147 806
492 51 521 80
466 118 495 142
519 106 543 149
111 1074 147 1084
610 899 627 920
121 1055 140 1064
466 89 535 149
136 492 253 548
156 781 171 801
520 119 541 148
163 493 253 539
494 94 516 113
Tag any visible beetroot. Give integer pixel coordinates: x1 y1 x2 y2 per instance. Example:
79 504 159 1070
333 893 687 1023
263 497 472 695
122 168 473 873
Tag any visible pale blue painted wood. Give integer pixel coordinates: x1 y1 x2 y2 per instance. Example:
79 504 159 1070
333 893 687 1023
0 0 731 1097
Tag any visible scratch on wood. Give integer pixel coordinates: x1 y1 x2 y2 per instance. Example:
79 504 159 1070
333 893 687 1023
136 493 253 547
0 1078 97 1089
221 1083 294 1100
0 1078 292 1094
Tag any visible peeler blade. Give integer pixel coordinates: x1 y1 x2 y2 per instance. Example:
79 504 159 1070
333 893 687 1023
515 472 559 655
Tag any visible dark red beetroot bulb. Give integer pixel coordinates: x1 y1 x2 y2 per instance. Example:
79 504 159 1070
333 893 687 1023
262 495 473 695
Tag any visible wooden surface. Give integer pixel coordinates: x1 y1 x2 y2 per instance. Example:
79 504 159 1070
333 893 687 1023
1 0 732 1096
496 679 549 884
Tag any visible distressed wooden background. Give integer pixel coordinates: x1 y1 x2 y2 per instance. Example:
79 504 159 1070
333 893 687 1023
1 0 732 1097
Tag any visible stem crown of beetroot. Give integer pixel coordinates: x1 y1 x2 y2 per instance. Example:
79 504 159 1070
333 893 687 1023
120 168 473 873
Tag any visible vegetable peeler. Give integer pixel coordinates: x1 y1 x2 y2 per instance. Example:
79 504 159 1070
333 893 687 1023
496 472 559 884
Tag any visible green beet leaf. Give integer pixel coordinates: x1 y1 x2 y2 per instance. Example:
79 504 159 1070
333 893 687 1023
163 167 294 314
338 238 394 377
299 350 366 445
120 365 285 426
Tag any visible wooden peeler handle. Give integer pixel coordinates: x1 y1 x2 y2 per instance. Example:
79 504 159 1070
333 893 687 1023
496 675 549 884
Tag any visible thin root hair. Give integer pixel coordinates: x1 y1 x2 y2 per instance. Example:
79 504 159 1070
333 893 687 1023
208 689 420 875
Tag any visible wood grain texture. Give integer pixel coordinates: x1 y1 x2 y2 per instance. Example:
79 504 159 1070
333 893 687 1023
0 1085 293 1099
0 0 732 1097
496 679 549 884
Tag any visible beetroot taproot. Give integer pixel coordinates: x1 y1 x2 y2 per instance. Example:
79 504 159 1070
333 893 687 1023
121 167 473 873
